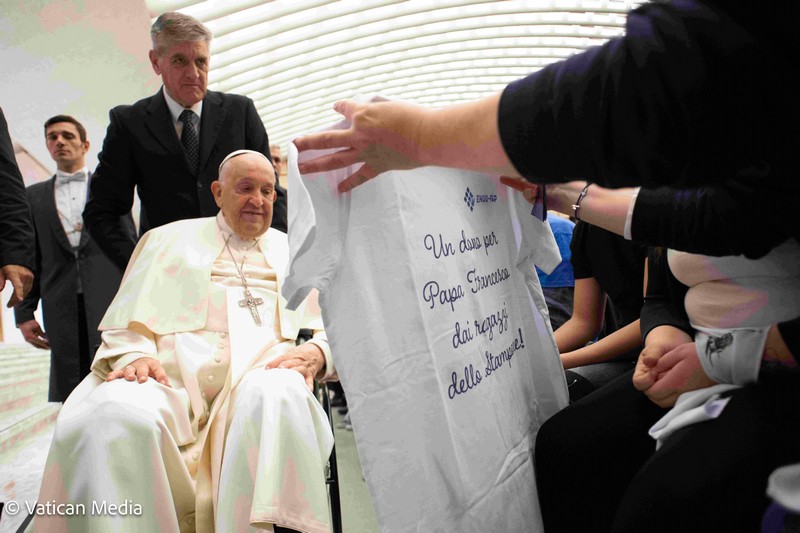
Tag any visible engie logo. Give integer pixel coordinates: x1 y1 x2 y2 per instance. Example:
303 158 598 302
463 187 496 212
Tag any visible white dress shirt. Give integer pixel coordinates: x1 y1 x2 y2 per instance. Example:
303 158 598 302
55 166 89 249
163 86 203 139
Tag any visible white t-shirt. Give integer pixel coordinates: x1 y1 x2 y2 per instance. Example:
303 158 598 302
284 123 568 533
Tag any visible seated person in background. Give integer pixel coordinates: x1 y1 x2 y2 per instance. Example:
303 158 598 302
551 214 647 401
536 213 575 331
35 150 336 533
270 142 286 182
522 180 800 533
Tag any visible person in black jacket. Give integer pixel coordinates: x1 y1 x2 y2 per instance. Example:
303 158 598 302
15 115 132 401
0 107 35 308
524 181 800 532
83 11 287 271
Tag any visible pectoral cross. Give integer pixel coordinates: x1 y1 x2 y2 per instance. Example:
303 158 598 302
239 289 264 325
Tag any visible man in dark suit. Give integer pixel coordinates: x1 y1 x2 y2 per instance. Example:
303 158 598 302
0 107 35 308
83 11 287 271
15 115 133 402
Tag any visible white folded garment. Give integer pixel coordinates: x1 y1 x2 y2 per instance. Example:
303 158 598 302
648 384 739 449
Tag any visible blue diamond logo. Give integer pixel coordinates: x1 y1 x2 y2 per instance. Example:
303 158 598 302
464 187 475 211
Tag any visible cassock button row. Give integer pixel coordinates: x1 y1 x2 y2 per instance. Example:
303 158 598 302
196 181 203 190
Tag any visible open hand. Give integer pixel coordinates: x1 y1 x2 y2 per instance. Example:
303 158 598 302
19 319 49 349
1 264 34 307
295 99 427 193
106 357 171 386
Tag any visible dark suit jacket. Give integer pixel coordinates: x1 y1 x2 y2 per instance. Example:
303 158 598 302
0 107 35 270
15 174 134 401
83 89 287 271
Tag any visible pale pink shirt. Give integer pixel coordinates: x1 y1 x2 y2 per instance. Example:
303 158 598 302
668 239 800 329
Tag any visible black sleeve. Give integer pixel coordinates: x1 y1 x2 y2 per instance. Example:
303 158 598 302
777 317 800 367
14 217 41 324
243 98 287 233
498 1 792 188
631 185 794 259
83 107 139 271
497 1 800 256
569 221 591 280
0 108 35 270
640 248 693 342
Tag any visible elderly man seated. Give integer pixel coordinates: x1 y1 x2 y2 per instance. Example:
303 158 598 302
35 150 335 533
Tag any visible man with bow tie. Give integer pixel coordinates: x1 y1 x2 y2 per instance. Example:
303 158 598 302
14 115 135 402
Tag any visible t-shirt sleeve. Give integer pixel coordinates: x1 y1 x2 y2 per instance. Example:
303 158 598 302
569 220 592 280
284 137 354 309
640 247 693 342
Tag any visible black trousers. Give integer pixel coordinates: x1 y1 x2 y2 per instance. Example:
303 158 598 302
77 293 91 378
48 294 92 402
535 370 800 533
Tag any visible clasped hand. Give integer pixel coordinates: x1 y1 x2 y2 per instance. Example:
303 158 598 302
633 341 716 408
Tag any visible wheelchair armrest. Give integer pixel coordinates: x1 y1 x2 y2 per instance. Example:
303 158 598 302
297 328 313 345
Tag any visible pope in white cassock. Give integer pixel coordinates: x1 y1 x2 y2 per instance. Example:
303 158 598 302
34 150 336 533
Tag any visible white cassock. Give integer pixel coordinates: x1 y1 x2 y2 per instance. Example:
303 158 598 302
34 214 335 533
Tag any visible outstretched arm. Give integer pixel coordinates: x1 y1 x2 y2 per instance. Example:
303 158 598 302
295 95 518 192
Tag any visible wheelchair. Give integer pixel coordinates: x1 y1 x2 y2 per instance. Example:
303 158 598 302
298 328 343 533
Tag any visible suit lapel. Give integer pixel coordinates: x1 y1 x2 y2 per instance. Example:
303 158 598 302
198 91 226 173
43 176 77 254
78 172 93 249
144 90 186 163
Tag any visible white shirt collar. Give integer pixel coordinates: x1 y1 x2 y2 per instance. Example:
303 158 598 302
162 86 203 124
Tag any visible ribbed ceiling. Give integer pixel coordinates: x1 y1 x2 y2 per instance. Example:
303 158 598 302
145 0 643 147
